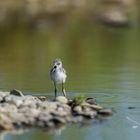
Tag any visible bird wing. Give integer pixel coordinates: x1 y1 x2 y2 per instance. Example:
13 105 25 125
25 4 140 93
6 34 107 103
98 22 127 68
62 68 66 75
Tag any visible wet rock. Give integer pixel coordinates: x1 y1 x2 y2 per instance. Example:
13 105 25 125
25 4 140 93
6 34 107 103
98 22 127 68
10 89 24 97
73 105 97 118
56 96 68 104
0 114 14 130
37 113 53 127
98 109 113 116
82 110 97 119
86 97 97 105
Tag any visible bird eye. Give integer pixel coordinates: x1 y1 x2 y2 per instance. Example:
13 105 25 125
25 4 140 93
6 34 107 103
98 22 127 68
54 66 57 69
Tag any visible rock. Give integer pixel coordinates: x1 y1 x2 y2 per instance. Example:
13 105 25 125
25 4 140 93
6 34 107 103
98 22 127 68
56 96 68 104
81 102 103 110
0 113 13 130
97 0 133 28
36 112 54 127
50 109 70 117
51 116 66 124
73 106 82 114
82 110 97 119
0 96 3 102
38 96 47 101
10 89 24 97
98 109 113 116
4 95 23 107
0 91 9 98
86 97 97 105
0 103 17 113
39 101 58 110
98 11 132 28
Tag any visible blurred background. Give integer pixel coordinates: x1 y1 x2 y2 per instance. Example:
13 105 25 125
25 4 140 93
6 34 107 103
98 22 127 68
1 0 140 140
0 0 139 94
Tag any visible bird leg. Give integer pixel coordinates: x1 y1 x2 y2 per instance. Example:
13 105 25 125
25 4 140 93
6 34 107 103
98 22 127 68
54 82 57 98
62 82 66 97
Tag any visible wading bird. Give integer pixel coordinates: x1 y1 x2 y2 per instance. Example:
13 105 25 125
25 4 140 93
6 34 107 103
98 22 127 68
50 58 67 98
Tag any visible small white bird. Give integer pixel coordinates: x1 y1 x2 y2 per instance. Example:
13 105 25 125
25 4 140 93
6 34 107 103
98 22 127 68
50 58 67 98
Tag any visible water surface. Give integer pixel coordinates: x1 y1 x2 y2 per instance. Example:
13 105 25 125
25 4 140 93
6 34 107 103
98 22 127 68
0 20 140 140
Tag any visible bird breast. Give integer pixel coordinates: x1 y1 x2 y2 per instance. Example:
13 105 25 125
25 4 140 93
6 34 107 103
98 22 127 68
51 70 66 84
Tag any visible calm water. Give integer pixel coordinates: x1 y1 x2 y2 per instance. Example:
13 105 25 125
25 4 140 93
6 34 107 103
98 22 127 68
0 19 140 140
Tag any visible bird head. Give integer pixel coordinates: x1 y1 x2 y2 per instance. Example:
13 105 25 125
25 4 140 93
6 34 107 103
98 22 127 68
53 58 62 69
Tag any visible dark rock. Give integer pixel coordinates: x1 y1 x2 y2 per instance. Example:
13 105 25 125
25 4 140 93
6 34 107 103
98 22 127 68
10 89 24 97
51 116 66 125
86 97 97 105
128 106 136 109
98 109 113 116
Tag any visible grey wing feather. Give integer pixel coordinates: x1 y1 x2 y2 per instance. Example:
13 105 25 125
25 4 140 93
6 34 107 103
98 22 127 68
50 67 56 74
62 68 66 74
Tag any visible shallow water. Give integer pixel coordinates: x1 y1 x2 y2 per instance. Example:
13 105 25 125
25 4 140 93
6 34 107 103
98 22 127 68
0 20 140 140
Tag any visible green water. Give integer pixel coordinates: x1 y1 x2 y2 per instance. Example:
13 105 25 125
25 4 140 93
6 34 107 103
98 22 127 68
0 19 140 140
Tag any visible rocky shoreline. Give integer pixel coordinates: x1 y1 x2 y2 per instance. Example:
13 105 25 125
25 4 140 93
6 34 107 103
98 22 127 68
0 89 113 132
0 0 136 28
